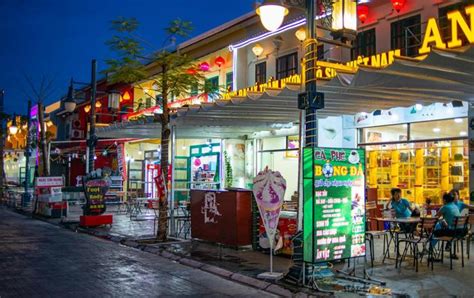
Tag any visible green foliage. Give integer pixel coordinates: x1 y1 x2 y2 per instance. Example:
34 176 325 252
224 151 233 189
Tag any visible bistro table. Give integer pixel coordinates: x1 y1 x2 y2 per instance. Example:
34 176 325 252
375 217 422 264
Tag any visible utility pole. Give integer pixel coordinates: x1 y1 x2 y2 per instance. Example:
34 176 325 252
87 59 98 173
37 102 49 176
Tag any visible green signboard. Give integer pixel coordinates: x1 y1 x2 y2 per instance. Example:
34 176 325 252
303 147 366 263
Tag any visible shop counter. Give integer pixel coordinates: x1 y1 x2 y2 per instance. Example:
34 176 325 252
190 189 252 246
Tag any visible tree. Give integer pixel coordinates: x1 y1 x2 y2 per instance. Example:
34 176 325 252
23 74 57 177
105 17 212 241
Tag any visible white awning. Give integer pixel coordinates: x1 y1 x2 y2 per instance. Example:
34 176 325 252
96 46 474 140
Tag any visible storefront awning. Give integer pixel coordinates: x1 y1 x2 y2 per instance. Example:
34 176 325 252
96 46 474 140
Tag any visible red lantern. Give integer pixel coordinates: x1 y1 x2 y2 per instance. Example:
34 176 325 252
391 0 405 13
357 5 369 24
214 56 225 67
199 62 210 71
186 68 197 75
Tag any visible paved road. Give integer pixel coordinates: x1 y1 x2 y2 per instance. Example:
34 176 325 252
0 209 275 297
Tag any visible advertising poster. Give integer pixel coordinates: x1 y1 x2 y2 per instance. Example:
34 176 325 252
303 148 366 263
253 168 287 250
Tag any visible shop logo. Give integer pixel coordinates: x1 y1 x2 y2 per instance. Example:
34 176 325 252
348 150 360 164
201 192 221 224
322 163 334 178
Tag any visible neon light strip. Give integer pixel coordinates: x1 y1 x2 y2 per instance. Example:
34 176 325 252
228 13 331 51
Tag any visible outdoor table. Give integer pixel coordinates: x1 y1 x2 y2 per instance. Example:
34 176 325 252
375 217 421 264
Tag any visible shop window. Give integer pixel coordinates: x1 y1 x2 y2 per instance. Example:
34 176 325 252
361 124 408 144
190 83 198 96
391 15 421 57
352 28 376 59
255 62 267 84
317 44 325 60
276 52 298 80
226 72 233 92
438 1 474 45
205 76 219 101
410 118 467 140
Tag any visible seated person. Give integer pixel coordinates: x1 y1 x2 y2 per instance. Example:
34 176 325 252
432 193 464 255
386 188 416 233
449 189 474 214
386 188 413 218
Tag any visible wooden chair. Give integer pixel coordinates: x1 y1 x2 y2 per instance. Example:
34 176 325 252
365 200 389 267
464 213 474 259
397 217 438 272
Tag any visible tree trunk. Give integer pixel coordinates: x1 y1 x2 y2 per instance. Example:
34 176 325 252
37 102 49 176
157 69 169 241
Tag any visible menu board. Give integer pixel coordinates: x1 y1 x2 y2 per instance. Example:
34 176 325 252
303 148 366 263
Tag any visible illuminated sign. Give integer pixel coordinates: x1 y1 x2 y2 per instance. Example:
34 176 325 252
303 147 366 263
420 5 474 54
345 49 401 68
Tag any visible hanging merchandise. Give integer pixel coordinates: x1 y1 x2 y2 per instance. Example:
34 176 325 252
199 62 210 71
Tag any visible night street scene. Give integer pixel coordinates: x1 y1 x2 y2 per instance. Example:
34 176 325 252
1 0 474 297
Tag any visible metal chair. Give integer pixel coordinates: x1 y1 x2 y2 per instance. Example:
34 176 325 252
365 200 389 267
431 216 469 270
397 217 438 272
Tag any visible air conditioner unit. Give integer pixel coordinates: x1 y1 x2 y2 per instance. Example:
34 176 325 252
72 119 81 129
71 129 84 139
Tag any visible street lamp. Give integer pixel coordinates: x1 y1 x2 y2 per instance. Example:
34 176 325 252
64 79 77 113
9 114 18 135
256 0 323 147
256 0 289 32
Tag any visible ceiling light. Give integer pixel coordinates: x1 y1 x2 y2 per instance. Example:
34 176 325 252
460 131 467 136
433 128 440 133
454 118 463 123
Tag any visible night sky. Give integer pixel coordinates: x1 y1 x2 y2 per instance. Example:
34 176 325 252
0 0 255 114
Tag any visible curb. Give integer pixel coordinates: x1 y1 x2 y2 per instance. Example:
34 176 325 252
7 208 310 297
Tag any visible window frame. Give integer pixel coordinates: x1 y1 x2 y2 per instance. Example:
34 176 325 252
351 28 376 59
255 61 267 84
390 14 421 57
276 52 298 80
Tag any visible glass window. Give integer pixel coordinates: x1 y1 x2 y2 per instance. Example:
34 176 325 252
276 52 298 80
255 62 267 84
352 28 376 59
391 15 421 57
226 72 233 91
410 118 467 140
438 1 474 45
317 44 325 60
361 124 408 143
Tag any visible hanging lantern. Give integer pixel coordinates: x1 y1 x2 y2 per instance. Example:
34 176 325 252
391 0 406 13
214 56 225 68
295 27 307 42
357 5 369 24
95 101 102 108
84 105 91 113
331 0 357 41
252 44 264 57
186 68 197 75
199 62 210 71
122 91 131 101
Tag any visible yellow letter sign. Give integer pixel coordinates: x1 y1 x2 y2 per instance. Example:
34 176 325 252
419 18 446 54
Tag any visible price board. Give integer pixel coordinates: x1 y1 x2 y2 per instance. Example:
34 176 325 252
303 147 366 263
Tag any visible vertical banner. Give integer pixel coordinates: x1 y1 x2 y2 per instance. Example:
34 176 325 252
303 148 366 263
253 168 287 249
116 144 126 181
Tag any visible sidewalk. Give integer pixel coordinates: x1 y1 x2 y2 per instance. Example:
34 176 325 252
8 202 474 297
